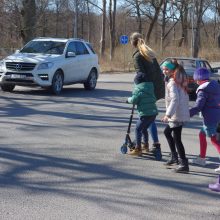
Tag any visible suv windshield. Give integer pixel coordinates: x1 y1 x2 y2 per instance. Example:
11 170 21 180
20 40 66 55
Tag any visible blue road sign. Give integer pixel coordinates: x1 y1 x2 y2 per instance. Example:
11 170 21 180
120 35 129 44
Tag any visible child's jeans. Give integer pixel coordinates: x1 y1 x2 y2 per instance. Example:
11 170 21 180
149 121 159 143
135 115 156 147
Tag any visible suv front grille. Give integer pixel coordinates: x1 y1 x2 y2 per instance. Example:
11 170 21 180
6 62 36 71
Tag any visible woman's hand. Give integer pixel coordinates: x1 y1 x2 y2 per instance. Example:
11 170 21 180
162 115 169 122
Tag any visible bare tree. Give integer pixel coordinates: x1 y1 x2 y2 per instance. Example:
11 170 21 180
177 0 189 47
160 0 168 51
86 0 91 42
21 0 36 44
135 0 142 33
145 0 163 42
109 0 117 60
100 0 106 56
73 0 78 37
193 0 205 57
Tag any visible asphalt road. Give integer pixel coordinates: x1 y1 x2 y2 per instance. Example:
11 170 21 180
0 73 219 220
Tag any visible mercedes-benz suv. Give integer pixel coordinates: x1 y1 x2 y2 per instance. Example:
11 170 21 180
0 37 100 95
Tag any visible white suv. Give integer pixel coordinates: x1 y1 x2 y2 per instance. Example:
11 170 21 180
0 37 100 94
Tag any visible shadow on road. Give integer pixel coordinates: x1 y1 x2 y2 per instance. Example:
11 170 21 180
0 146 219 205
0 87 165 128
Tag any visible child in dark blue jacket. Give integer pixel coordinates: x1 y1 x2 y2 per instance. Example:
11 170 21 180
190 68 220 173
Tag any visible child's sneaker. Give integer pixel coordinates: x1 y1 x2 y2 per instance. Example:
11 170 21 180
141 143 149 153
149 143 161 154
192 157 206 166
209 175 220 192
214 166 220 173
128 148 142 156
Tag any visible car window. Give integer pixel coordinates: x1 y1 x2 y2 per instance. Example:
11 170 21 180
86 43 96 54
76 42 89 55
199 61 206 68
66 42 77 53
20 41 66 55
202 61 212 72
177 59 196 69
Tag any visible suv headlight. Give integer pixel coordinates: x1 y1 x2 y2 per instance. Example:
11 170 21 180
0 60 5 72
37 62 54 70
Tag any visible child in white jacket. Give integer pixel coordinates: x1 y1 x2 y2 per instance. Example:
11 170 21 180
162 60 190 173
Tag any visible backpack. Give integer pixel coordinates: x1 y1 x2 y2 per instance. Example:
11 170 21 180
151 58 165 100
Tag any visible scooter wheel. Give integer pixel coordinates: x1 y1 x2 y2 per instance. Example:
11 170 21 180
154 149 162 161
121 145 128 154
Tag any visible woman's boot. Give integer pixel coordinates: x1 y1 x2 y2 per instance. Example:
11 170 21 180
164 152 178 166
174 158 189 173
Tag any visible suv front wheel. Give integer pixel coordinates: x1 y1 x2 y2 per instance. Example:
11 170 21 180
84 70 97 90
1 84 15 92
51 70 63 95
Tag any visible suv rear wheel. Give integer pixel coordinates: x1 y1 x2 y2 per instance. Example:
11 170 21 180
1 84 15 92
51 71 63 95
84 70 97 90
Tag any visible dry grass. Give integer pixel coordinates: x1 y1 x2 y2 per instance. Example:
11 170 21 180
99 44 220 73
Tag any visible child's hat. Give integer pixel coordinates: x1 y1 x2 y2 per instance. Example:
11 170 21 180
193 67 210 81
161 61 176 70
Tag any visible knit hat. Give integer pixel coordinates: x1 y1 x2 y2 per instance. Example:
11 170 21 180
134 72 146 84
162 61 176 70
193 67 210 81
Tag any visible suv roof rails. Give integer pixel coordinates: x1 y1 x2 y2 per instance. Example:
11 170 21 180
35 37 67 40
33 37 89 43
69 38 86 42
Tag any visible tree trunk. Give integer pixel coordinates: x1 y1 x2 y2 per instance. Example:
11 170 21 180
100 0 106 56
109 0 117 61
179 1 188 47
135 0 142 33
86 0 91 42
218 35 220 48
73 0 78 38
21 0 36 44
42 13 47 37
160 0 167 52
146 1 163 43
55 4 59 37
193 0 204 57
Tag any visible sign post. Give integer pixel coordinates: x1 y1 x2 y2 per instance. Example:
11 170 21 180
120 35 129 72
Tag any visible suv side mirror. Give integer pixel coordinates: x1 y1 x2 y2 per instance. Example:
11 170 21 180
66 51 76 58
15 49 20 53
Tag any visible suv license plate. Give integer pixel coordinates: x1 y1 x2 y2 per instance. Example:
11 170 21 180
11 74 26 79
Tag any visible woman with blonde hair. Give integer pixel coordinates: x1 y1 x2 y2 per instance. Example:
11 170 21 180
130 32 164 155
130 32 156 63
